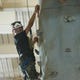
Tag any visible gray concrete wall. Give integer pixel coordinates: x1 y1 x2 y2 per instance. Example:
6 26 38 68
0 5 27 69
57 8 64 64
39 0 80 80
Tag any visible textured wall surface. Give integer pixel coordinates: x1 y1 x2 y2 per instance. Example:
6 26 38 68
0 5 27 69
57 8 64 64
39 0 80 80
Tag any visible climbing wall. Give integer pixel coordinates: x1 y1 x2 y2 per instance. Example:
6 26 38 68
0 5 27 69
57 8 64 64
39 0 80 80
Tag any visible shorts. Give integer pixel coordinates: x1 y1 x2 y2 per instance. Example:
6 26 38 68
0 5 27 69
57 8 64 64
21 61 39 80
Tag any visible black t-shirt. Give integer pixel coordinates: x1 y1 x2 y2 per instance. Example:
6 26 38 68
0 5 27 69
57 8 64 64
14 31 35 61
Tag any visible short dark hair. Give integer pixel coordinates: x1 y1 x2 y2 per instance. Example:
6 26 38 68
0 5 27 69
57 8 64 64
11 21 23 29
11 21 21 26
